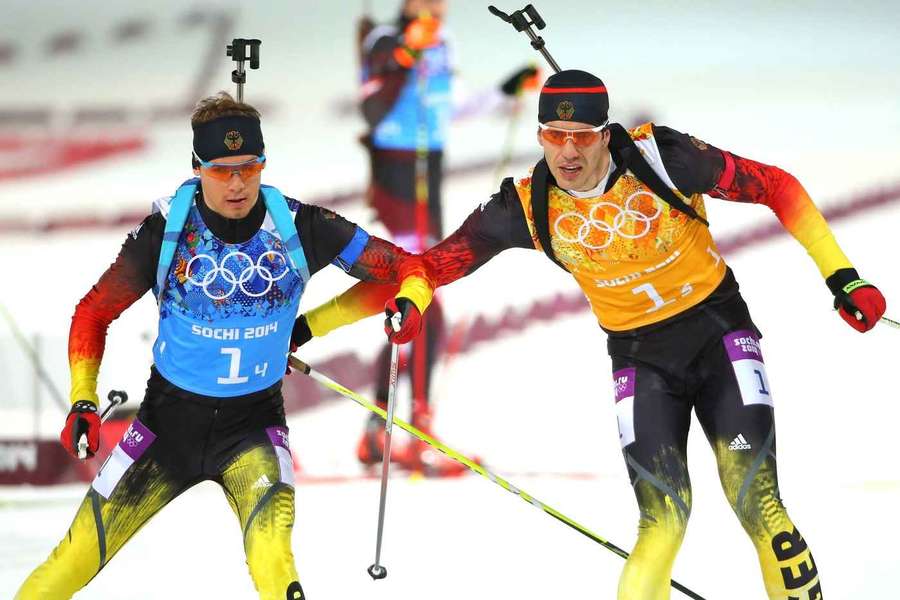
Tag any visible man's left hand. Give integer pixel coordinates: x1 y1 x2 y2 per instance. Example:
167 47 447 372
827 268 886 332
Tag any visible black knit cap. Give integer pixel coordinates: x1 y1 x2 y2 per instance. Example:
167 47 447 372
538 69 609 126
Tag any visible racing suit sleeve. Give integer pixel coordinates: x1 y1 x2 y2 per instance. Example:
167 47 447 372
654 124 853 278
68 215 160 405
303 180 534 338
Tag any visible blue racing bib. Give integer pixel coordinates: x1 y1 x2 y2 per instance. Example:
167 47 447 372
151 180 309 397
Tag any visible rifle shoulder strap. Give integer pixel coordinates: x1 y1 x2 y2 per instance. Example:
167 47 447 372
607 123 709 226
530 159 570 272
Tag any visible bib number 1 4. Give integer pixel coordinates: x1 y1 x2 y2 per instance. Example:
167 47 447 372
217 347 268 385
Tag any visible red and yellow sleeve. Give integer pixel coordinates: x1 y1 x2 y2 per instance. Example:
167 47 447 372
69 257 149 405
715 152 852 278
305 255 434 338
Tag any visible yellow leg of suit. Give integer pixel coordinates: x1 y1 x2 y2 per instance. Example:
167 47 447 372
221 444 303 600
15 460 178 600
714 435 822 600
617 447 692 600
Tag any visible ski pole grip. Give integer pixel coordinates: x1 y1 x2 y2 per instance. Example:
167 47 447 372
107 389 128 404
288 355 312 375
102 390 128 422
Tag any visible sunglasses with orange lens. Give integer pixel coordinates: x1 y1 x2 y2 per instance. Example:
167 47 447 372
538 123 606 147
195 154 266 182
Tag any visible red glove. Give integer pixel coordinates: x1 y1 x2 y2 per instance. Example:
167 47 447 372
826 268 886 333
393 14 441 68
60 400 101 459
384 297 422 344
500 65 541 96
403 14 440 51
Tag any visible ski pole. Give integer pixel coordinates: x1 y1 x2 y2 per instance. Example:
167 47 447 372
77 390 129 460
0 303 69 412
367 315 402 581
851 310 899 330
494 64 540 186
879 315 900 329
289 354 706 599
488 5 561 74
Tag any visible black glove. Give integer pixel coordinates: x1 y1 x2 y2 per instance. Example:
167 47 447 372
500 65 539 96
291 314 313 349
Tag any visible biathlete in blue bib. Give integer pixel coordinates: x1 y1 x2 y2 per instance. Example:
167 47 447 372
16 92 433 600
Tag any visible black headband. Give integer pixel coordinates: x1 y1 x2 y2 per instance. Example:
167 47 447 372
192 115 264 162
538 69 609 127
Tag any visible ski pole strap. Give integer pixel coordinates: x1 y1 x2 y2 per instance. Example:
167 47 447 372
289 354 707 600
606 123 709 226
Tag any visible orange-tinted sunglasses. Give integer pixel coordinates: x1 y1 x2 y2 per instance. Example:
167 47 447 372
194 153 266 182
538 123 606 147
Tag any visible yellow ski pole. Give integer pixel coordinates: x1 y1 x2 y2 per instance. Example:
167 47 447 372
289 354 706 600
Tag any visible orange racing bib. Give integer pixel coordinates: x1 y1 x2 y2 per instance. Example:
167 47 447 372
515 124 727 331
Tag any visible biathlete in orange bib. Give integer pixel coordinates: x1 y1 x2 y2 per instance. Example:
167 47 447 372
297 69 886 599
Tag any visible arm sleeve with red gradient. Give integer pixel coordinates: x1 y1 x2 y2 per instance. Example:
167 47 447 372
69 215 161 405
304 236 433 338
653 124 853 278
709 150 852 277
304 182 533 337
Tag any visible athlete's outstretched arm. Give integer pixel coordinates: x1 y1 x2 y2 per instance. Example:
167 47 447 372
299 181 534 341
300 236 432 340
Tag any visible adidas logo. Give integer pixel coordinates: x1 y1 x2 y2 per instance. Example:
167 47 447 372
728 434 752 451
252 474 274 489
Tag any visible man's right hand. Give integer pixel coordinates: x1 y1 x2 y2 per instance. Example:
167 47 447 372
384 297 422 344
60 400 100 459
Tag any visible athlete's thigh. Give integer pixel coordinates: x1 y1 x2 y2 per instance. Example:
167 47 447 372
89 417 195 560
611 358 693 514
218 426 300 599
693 327 778 496
218 425 295 534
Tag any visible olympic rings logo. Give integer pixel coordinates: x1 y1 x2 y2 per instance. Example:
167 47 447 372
553 191 662 250
186 250 289 300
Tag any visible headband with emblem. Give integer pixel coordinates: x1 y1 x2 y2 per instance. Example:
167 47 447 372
192 115 264 162
538 69 609 127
